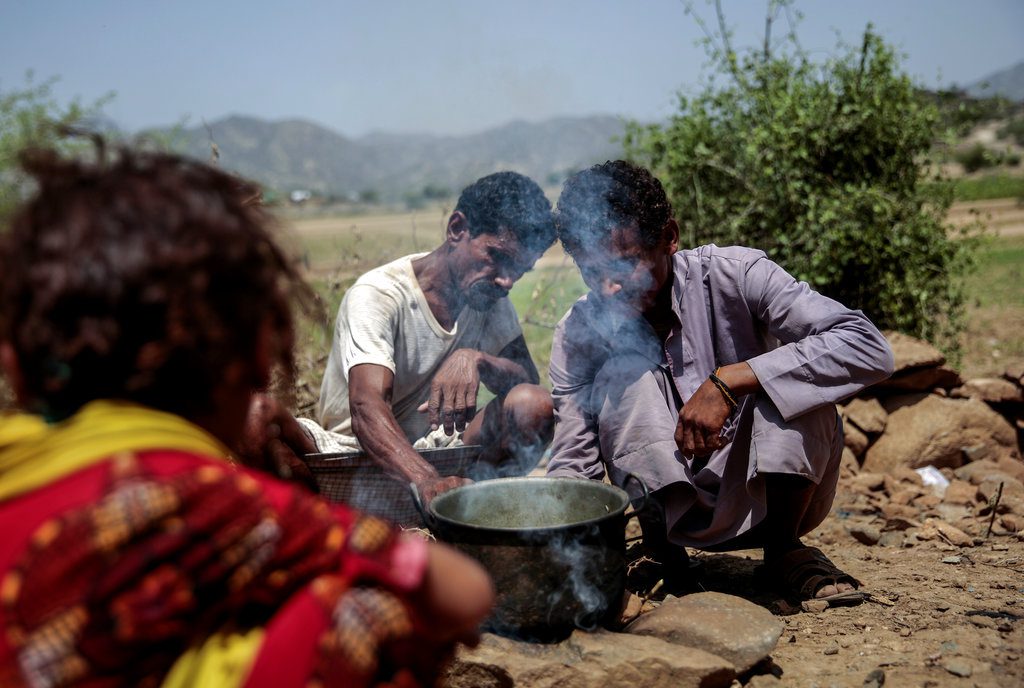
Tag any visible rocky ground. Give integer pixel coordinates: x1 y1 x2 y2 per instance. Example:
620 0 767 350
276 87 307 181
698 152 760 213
444 334 1024 687
445 465 1023 688
690 474 1023 687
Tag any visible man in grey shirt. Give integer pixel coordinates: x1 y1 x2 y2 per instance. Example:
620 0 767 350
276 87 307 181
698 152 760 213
546 161 894 603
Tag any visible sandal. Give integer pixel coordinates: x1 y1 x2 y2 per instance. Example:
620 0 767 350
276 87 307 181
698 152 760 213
762 546 866 606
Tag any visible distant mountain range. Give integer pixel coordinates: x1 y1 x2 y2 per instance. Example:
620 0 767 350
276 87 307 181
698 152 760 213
145 60 1023 200
966 61 1024 101
152 115 628 200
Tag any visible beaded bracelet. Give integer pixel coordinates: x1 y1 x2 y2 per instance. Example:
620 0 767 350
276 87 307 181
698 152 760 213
709 367 738 409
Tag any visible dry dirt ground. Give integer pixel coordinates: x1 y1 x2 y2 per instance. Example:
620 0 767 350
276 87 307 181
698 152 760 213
947 198 1024 239
615 462 1024 688
660 520 1023 687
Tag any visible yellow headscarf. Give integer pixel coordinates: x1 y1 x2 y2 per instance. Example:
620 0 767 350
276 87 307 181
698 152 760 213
0 399 232 502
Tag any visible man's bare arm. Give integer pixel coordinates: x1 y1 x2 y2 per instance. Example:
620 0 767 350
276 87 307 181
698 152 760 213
423 335 540 433
484 335 540 391
349 362 467 500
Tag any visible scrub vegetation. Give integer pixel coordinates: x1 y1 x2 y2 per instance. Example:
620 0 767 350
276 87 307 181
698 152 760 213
623 2 984 356
0 74 111 221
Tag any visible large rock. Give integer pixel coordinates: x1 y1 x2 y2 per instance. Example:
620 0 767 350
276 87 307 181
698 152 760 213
843 397 888 434
874 366 962 392
884 331 946 372
840 447 860 476
863 394 1019 473
843 422 869 456
951 378 1024 404
954 459 1024 486
446 630 735 688
624 592 783 674
1002 364 1024 386
979 474 1024 505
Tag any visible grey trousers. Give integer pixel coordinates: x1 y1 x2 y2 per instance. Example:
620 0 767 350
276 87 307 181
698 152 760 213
590 352 843 548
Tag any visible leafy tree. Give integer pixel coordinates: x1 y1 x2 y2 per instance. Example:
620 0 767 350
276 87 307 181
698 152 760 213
955 144 998 174
997 116 1024 147
929 89 1016 138
625 1 980 352
1 73 111 222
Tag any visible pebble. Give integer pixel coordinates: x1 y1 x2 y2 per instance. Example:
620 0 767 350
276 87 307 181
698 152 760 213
801 599 830 613
877 531 904 548
850 525 881 545
823 645 839 655
863 668 885 687
941 556 962 564
927 519 976 547
882 516 921 531
942 659 973 677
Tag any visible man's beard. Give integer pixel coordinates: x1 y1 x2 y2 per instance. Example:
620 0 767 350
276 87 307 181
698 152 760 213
465 282 507 311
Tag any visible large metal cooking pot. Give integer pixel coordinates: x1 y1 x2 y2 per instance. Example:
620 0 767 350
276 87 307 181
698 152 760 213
413 475 647 642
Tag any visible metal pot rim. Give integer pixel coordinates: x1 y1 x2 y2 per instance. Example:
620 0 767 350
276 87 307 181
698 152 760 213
427 476 631 534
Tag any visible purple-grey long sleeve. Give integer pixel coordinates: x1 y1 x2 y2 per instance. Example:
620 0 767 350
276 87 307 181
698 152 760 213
546 245 895 478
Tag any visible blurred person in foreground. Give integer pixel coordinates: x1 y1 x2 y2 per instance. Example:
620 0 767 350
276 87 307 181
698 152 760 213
546 160 895 603
0 144 493 687
300 172 556 508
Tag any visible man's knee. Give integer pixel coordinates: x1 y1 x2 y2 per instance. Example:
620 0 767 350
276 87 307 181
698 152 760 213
592 353 662 407
751 397 841 480
502 383 554 441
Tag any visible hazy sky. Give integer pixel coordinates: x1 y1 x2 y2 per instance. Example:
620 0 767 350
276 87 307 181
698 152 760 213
2 0 1022 137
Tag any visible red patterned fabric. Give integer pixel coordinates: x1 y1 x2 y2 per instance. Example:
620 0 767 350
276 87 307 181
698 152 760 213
0 450 433 687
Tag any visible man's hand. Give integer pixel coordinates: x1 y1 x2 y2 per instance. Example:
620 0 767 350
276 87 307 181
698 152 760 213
421 349 482 435
236 393 319 491
416 475 472 506
674 378 733 458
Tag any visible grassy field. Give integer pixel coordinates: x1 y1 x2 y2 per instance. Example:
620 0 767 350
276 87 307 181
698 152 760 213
953 173 1024 202
959 233 1024 378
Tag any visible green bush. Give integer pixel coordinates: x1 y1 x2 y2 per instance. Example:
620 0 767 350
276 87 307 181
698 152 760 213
625 18 979 353
955 144 998 173
997 116 1024 147
930 90 1016 137
1 74 111 223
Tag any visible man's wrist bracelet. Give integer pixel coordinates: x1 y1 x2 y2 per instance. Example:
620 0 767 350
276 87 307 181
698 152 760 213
710 367 738 409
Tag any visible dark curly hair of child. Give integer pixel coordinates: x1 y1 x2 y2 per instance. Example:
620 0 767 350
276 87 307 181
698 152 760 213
554 160 674 258
0 143 314 423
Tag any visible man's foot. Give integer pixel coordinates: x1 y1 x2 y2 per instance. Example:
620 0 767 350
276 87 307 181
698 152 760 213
762 545 865 605
647 542 702 595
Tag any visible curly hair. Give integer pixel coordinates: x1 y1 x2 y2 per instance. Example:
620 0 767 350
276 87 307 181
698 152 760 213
554 160 673 257
455 171 555 254
0 144 314 421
